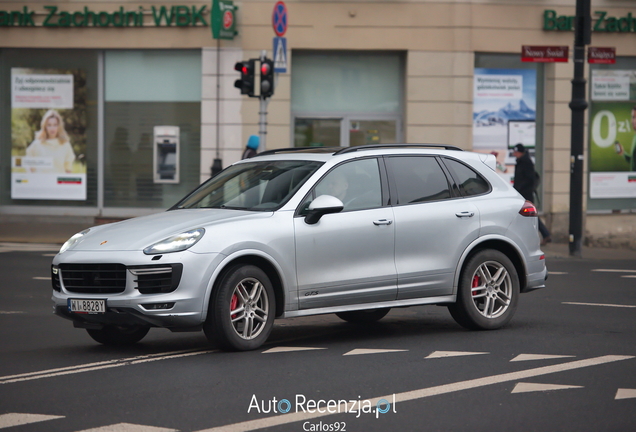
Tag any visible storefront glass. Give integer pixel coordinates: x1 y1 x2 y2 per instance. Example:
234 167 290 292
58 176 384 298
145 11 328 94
588 57 636 211
474 53 545 207
0 48 99 207
104 50 201 209
291 51 403 147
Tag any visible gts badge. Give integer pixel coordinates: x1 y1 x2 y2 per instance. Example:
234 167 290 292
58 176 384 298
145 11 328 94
304 291 319 296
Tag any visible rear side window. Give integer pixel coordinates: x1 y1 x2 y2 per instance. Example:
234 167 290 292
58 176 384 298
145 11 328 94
387 156 451 204
443 158 490 197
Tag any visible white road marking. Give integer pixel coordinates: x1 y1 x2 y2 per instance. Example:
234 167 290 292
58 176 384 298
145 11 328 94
0 243 61 253
344 348 408 356
563 302 636 309
77 423 179 432
548 271 568 275
622 275 636 279
195 355 633 432
0 349 215 385
425 351 489 359
511 382 583 393
0 413 64 428
511 354 575 362
0 311 24 315
592 269 636 273
615 388 636 400
262 347 327 354
33 277 50 280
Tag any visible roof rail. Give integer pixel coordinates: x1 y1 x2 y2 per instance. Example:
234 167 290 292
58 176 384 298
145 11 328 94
334 144 463 155
255 147 343 157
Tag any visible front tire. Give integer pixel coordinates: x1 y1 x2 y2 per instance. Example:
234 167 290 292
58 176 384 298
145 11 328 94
86 325 149 346
448 249 519 330
204 265 275 351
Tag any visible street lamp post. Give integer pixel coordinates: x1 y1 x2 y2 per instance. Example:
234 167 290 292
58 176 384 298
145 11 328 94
568 0 591 257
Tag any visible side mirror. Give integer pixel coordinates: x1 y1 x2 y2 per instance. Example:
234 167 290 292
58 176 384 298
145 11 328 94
304 195 344 225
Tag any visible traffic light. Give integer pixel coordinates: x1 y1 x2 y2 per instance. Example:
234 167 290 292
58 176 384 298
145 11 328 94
260 58 275 99
234 60 255 96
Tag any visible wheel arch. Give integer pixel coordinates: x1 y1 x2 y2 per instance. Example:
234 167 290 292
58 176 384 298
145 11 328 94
455 238 527 293
204 252 286 320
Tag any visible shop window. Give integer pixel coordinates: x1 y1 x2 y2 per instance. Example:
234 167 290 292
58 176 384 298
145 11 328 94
473 53 544 207
291 51 403 147
104 50 201 208
0 49 99 207
588 57 636 212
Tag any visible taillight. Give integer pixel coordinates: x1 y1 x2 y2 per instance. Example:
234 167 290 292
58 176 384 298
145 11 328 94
519 200 537 217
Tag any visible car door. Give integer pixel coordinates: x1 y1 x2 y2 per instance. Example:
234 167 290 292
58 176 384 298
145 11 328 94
386 156 482 300
294 158 397 309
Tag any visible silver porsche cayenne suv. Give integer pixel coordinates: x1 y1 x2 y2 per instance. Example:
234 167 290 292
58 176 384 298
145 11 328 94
51 145 547 351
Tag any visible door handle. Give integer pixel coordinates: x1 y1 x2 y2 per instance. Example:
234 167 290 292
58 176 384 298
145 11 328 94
455 211 475 218
373 219 393 226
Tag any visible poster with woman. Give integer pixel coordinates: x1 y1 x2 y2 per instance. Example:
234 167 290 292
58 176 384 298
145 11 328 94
10 68 87 200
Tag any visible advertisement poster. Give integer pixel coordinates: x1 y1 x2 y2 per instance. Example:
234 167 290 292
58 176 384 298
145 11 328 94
588 97 636 199
472 68 537 183
11 68 87 200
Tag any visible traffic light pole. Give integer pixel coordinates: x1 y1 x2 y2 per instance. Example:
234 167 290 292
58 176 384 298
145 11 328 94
258 51 269 152
568 0 591 257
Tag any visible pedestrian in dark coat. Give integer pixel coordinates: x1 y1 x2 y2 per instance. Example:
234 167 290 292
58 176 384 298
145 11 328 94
512 143 551 245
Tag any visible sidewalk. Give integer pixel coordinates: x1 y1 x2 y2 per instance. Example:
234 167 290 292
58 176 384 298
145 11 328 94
2 217 636 260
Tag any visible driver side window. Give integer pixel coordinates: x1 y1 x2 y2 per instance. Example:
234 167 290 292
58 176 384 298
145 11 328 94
302 158 382 213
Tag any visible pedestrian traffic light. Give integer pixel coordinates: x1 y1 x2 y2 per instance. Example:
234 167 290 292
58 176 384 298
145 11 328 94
260 58 275 99
234 60 255 97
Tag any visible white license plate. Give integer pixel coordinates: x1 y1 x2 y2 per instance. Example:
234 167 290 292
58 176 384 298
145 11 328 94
68 299 106 314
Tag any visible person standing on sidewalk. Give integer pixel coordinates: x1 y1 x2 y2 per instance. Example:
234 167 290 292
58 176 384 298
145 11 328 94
242 135 260 160
512 143 551 245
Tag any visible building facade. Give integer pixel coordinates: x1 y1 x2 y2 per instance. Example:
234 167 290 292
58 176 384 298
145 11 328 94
1 0 635 247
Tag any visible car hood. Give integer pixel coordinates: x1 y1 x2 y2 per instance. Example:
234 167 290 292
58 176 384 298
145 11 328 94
65 209 271 252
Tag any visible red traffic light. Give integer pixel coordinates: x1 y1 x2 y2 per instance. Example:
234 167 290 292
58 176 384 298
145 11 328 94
261 63 271 75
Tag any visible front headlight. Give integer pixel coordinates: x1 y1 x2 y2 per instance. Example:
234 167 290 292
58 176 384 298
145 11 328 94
143 228 205 255
59 229 91 254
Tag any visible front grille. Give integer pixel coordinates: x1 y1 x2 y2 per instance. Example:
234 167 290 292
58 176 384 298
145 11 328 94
60 264 127 294
129 264 183 294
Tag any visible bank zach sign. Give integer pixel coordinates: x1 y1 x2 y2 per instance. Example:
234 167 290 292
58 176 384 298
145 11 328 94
0 5 208 27
544 10 636 33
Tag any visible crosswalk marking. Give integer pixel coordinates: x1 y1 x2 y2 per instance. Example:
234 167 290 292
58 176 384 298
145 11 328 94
425 351 489 359
262 346 326 354
511 354 575 362
511 382 583 394
343 348 408 356
563 302 636 309
77 423 179 432
592 269 636 273
0 413 64 429
615 388 636 400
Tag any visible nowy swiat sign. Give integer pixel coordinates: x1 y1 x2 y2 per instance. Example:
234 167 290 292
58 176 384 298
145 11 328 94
0 5 208 27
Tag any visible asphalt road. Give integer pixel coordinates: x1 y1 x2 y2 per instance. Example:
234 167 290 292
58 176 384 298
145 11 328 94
0 244 634 432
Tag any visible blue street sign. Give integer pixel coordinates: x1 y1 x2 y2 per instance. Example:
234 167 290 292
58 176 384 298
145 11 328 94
273 37 287 73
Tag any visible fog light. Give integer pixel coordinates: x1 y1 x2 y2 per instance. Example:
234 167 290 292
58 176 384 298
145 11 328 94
141 302 175 310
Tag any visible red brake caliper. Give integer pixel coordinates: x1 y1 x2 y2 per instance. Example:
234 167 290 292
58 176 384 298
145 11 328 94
230 293 238 319
472 275 480 296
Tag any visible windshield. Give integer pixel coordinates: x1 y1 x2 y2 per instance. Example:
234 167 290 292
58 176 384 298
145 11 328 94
174 160 323 211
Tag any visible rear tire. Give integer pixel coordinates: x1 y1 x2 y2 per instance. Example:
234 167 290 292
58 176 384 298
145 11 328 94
204 264 275 351
448 249 519 330
336 308 390 324
86 325 149 346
